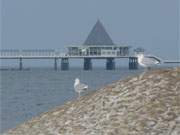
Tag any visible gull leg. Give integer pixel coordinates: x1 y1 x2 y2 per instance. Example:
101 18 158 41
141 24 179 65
139 72 145 80
78 92 81 98
139 68 147 80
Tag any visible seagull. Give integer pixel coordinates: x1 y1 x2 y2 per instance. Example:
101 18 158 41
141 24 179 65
74 78 88 98
137 53 161 69
137 53 161 79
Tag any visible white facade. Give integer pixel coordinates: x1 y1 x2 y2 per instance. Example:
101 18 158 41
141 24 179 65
67 45 130 57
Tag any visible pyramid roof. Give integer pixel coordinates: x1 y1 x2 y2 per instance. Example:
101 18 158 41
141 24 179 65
83 20 114 46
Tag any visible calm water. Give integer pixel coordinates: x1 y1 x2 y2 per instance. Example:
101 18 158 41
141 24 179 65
0 66 175 133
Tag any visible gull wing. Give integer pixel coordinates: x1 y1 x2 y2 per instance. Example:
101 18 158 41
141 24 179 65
146 56 161 64
75 83 88 91
141 56 160 67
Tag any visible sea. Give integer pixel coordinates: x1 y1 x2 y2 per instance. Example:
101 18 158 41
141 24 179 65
0 65 178 133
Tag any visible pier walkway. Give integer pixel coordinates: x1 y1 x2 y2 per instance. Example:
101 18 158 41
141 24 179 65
0 49 178 70
0 49 139 70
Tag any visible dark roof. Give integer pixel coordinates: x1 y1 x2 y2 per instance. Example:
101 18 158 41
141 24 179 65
83 20 114 46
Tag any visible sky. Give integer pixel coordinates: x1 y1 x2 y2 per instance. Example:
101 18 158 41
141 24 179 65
0 0 179 66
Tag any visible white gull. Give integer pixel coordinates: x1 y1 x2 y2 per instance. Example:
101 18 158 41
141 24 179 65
74 78 88 98
137 53 161 79
137 53 161 68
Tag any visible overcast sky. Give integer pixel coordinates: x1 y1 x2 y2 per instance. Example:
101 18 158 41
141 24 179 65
1 0 179 60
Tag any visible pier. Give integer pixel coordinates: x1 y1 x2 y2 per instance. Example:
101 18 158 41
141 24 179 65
0 20 167 71
0 49 139 70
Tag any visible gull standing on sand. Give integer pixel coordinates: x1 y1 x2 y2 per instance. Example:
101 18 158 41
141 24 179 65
74 78 88 98
137 53 161 79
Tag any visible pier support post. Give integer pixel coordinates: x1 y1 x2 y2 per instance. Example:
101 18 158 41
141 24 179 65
84 58 92 70
129 57 138 70
61 58 69 70
54 58 58 70
106 58 115 70
19 58 23 70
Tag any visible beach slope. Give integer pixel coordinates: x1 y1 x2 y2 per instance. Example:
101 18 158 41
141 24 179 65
3 68 180 135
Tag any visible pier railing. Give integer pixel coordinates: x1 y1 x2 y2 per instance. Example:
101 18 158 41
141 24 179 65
0 50 66 58
0 49 130 58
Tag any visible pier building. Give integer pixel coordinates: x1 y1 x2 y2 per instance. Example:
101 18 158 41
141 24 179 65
67 20 134 70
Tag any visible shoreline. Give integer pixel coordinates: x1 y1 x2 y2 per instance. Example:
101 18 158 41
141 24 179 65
2 67 180 135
